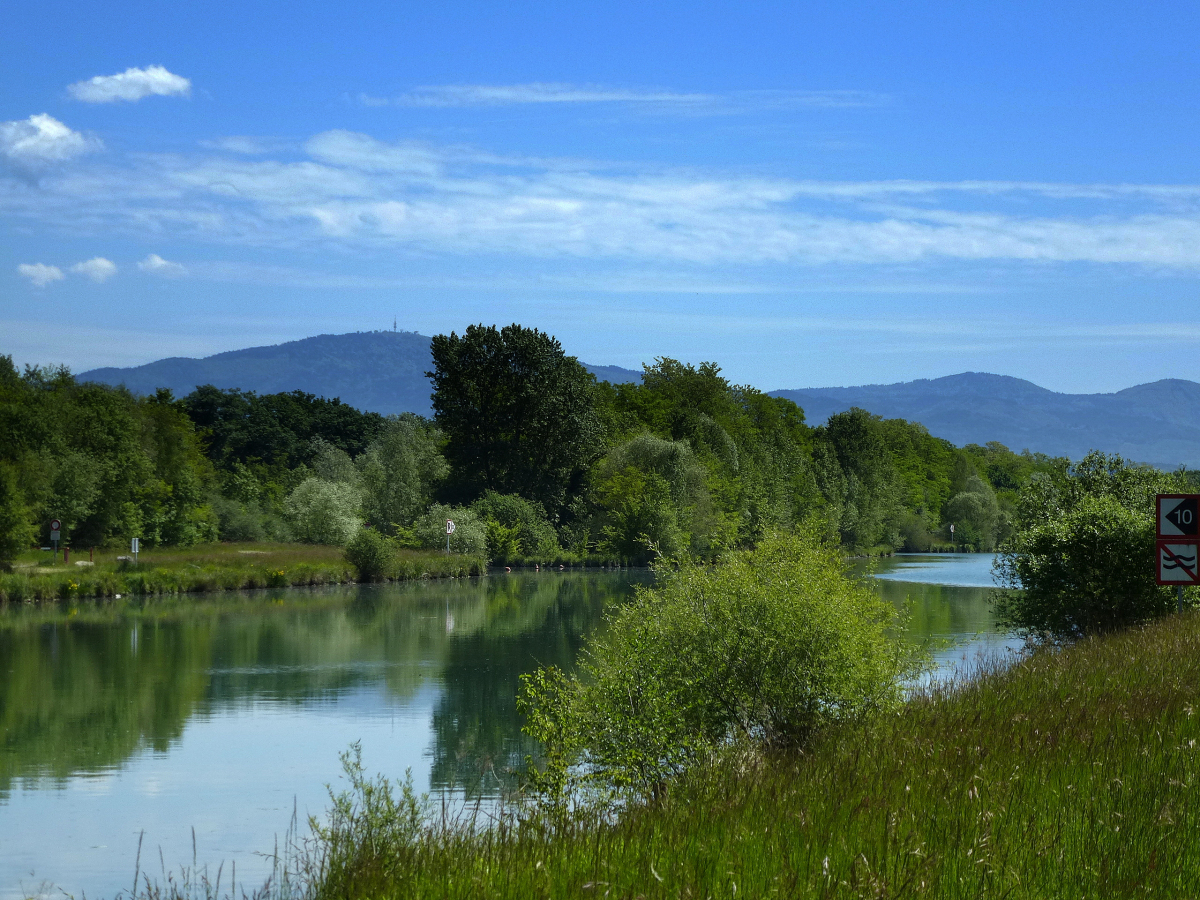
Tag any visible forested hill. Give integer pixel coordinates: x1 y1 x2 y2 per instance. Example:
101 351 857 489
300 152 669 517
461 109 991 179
80 331 642 417
771 373 1200 469
80 334 1200 467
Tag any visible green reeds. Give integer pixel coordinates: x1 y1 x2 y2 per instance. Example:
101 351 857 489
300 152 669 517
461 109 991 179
298 610 1200 899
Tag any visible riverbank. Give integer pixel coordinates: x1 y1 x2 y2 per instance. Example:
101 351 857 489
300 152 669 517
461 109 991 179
0 542 485 603
304 609 1200 899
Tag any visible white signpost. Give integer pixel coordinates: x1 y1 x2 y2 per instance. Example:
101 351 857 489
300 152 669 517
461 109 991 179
131 537 140 565
50 519 61 561
445 519 455 554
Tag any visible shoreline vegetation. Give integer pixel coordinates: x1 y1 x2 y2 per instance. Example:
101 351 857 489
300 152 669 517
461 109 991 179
291 607 1200 899
0 542 486 604
0 539 976 604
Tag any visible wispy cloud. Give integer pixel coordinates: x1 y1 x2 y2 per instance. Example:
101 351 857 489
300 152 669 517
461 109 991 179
8 129 1200 271
358 83 885 112
70 257 117 282
138 253 187 276
199 136 292 156
0 114 98 168
68 66 191 103
18 263 65 287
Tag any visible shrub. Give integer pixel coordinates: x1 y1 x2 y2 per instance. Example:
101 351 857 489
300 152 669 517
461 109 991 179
520 527 918 798
285 477 363 545
345 528 393 581
410 504 487 556
471 491 559 560
995 451 1187 639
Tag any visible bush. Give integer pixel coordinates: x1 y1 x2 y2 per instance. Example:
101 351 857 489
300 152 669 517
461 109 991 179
285 477 363 545
471 491 559 560
409 504 487 556
345 528 393 581
995 451 1187 639
520 527 918 798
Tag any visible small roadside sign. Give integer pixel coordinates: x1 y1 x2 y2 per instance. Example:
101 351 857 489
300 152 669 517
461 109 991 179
50 518 62 532
446 520 456 535
1157 541 1200 584
1158 495 1200 537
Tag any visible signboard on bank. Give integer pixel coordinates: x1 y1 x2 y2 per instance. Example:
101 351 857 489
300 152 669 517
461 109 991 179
1157 494 1200 586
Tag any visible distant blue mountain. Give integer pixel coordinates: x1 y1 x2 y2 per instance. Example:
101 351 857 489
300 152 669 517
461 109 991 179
79 335 1200 467
79 330 642 418
771 372 1200 469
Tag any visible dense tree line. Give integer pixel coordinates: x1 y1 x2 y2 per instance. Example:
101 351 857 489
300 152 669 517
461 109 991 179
0 328 1063 568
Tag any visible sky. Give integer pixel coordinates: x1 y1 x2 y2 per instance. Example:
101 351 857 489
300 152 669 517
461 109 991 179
3 0 1200 393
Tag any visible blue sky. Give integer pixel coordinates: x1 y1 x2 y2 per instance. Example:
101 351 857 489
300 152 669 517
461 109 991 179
4 0 1200 392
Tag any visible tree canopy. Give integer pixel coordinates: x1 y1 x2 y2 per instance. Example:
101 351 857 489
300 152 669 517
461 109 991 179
428 324 601 514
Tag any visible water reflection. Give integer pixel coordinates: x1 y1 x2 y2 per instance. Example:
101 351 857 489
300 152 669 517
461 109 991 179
0 572 646 802
853 553 1024 676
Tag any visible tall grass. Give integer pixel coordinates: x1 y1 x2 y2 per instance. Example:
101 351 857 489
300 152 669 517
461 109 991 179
296 610 1200 899
0 543 484 603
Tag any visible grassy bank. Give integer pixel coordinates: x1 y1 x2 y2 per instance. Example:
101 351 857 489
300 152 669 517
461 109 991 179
303 611 1200 899
1 542 485 603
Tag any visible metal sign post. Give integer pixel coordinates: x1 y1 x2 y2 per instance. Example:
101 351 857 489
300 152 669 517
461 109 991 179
445 519 455 554
49 519 61 561
131 537 140 565
1156 495 1200 612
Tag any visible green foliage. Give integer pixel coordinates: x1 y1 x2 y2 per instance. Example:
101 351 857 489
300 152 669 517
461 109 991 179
944 473 1004 551
816 408 905 551
410 504 487 556
995 450 1187 638
344 527 393 581
470 491 559 560
590 433 716 561
181 385 385 474
303 743 427 896
357 415 448 532
285 477 363 545
295 610 1200 899
429 324 601 513
0 358 217 549
520 528 916 798
0 463 34 570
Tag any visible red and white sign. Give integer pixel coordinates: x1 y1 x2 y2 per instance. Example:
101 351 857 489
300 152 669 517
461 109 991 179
49 519 62 532
1158 541 1200 584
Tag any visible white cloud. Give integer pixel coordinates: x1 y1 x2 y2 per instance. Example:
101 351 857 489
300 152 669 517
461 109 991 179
363 84 884 112
0 114 97 167
70 257 118 282
199 136 288 155
138 253 187 276
68 66 191 103
18 263 65 287
8 129 1200 271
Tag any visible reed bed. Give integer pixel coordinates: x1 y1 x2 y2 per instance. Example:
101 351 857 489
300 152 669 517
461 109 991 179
1 543 484 603
300 610 1200 899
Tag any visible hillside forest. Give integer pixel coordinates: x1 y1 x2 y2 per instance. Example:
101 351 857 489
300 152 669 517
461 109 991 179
0 325 1068 567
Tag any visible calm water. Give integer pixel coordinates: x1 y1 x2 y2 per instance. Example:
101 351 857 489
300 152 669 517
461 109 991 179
854 552 1023 674
1 558 1012 899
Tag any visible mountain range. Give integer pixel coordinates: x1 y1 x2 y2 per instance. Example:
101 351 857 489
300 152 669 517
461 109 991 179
80 331 640 418
77 331 1200 468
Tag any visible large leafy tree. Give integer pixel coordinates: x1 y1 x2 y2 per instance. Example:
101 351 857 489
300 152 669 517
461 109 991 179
428 324 601 514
